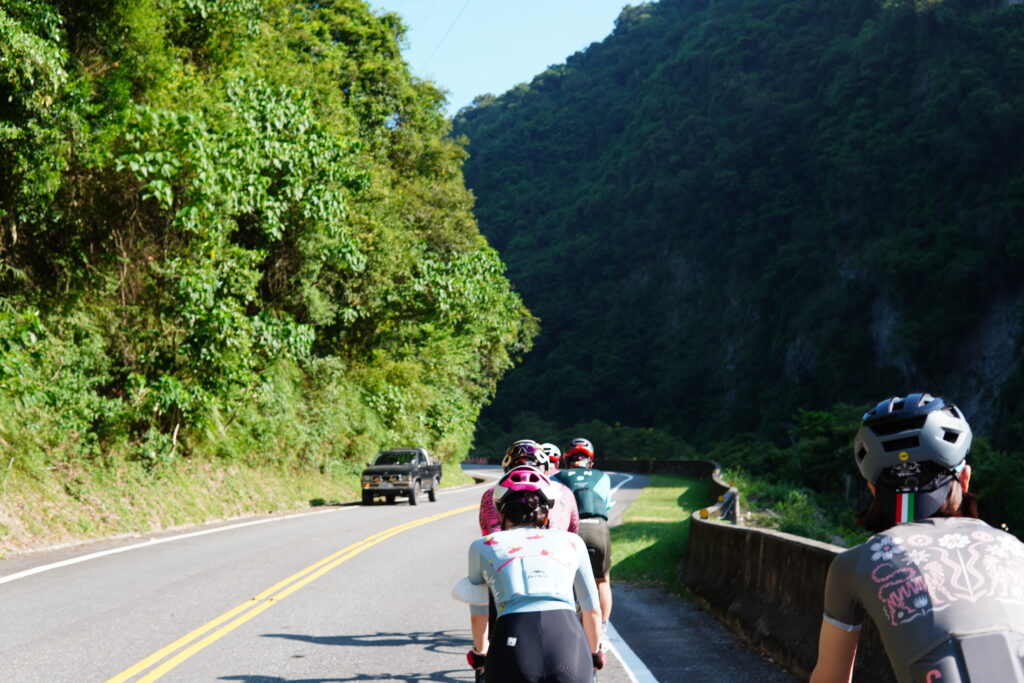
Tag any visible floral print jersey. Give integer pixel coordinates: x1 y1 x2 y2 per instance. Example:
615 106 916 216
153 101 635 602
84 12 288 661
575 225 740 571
823 517 1024 682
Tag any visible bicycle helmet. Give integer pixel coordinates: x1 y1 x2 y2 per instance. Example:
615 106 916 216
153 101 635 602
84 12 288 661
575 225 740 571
563 437 594 467
502 439 543 471
855 393 972 524
493 465 558 507
855 393 971 484
540 443 561 468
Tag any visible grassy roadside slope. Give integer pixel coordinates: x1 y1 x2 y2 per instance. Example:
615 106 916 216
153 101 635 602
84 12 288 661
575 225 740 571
610 474 709 592
0 462 474 558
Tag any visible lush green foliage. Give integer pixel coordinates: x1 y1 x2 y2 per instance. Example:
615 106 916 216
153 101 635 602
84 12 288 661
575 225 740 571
0 0 535 491
455 0 1024 534
455 0 1024 445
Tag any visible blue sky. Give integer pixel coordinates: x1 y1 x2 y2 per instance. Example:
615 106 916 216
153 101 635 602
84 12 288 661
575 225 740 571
370 1 635 116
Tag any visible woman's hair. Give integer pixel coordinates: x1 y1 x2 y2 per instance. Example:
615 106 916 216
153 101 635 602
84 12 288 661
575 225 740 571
857 476 979 533
498 490 550 529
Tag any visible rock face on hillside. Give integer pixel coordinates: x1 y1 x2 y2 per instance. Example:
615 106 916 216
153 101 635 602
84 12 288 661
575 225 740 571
454 0 1024 446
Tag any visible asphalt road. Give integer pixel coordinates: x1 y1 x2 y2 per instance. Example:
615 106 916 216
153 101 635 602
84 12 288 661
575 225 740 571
0 468 796 682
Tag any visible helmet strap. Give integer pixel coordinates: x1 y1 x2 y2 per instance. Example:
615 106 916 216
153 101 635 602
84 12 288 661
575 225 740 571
878 473 956 525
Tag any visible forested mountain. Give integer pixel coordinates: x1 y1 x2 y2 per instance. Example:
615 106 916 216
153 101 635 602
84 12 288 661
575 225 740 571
455 0 1024 455
0 0 534 484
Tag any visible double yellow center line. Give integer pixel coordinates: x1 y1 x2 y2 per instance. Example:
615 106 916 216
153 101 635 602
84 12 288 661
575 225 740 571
108 503 477 682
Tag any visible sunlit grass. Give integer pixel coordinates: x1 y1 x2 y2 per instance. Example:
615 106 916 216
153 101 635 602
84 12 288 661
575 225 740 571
610 474 710 592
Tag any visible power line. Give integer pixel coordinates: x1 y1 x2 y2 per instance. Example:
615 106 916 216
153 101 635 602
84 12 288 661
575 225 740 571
423 0 472 69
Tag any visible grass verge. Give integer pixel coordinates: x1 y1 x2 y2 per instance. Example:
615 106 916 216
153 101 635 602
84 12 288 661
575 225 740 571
609 473 710 592
0 459 477 557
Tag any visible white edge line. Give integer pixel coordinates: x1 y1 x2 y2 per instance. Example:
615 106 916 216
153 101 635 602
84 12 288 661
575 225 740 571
611 473 635 493
0 507 345 586
607 620 659 683
0 478 490 586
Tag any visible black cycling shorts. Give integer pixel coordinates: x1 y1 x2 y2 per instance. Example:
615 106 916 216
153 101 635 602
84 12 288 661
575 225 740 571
486 609 592 683
577 516 611 578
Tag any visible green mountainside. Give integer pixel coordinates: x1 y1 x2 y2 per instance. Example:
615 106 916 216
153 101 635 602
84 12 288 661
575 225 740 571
455 0 1024 456
0 0 534 548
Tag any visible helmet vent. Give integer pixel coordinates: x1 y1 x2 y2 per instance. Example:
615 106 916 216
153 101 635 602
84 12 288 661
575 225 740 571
942 430 960 444
869 415 927 437
882 436 919 452
856 445 868 462
946 406 961 419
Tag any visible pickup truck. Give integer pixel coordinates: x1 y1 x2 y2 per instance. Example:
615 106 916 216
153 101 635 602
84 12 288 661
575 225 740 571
360 448 442 506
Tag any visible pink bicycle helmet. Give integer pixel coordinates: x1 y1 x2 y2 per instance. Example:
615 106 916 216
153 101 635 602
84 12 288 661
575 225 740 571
493 466 558 507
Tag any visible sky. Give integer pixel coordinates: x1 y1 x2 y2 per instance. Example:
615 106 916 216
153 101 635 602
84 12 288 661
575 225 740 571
369 1 635 116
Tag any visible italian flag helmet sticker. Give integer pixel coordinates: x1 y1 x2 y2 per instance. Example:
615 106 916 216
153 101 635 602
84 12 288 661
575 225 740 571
895 491 915 523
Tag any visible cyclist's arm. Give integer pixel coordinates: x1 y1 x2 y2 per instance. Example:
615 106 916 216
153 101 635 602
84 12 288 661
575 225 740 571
572 535 600 612
565 490 580 533
809 619 858 683
466 540 490 652
478 487 501 535
580 606 602 654
595 472 613 512
471 613 489 654
813 550 863 683
571 534 603 653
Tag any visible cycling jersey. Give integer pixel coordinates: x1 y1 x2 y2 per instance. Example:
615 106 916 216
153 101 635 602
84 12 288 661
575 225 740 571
823 516 1024 682
478 480 579 536
553 467 612 519
466 526 600 618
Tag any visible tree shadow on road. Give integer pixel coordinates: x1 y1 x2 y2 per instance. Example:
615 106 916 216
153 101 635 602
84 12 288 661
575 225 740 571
216 629 476 682
219 669 475 682
259 628 470 654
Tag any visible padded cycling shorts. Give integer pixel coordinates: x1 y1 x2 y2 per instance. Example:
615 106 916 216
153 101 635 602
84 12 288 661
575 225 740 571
486 609 592 683
577 516 611 579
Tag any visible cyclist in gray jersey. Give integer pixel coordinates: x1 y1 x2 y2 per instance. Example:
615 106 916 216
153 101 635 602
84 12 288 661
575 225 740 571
811 393 1024 683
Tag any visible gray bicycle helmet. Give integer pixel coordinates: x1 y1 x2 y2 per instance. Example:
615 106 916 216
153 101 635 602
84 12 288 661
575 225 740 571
854 393 971 485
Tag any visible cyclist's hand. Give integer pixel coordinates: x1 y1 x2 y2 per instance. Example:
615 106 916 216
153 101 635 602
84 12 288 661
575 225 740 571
592 650 606 670
467 649 487 670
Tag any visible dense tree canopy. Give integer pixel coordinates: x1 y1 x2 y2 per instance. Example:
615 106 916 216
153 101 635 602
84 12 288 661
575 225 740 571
456 0 1024 453
0 0 535 474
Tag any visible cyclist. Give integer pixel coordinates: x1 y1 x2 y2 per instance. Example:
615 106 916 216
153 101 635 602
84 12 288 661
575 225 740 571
455 466 605 682
478 440 579 536
554 438 614 631
541 443 562 471
810 393 1024 683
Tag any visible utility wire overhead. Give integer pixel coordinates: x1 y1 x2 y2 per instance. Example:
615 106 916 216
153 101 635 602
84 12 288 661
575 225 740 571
424 0 473 69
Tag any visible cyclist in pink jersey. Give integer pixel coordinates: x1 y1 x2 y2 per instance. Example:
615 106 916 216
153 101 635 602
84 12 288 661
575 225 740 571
478 440 578 536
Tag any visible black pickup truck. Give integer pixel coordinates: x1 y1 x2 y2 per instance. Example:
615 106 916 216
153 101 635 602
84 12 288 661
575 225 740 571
360 448 442 505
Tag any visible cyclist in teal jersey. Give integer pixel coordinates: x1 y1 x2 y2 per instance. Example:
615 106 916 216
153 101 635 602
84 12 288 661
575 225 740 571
553 437 614 631
454 466 605 682
811 394 1024 683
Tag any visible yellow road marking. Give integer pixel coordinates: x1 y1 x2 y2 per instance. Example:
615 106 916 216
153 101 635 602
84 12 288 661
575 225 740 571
108 504 477 682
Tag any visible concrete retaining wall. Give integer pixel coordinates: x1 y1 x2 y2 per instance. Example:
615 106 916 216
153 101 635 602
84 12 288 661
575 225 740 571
679 461 895 681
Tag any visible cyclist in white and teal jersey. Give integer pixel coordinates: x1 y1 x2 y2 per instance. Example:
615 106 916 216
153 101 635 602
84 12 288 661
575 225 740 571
811 393 1024 683
454 466 605 682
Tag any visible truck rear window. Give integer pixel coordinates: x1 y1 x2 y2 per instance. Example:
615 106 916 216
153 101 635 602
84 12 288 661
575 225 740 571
374 451 419 465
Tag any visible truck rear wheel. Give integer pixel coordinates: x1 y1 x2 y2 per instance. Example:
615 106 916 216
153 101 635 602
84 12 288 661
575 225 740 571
409 480 421 505
428 477 438 502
